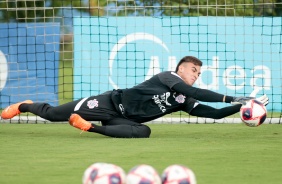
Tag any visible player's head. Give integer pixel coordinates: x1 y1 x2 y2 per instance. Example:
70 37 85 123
175 56 202 86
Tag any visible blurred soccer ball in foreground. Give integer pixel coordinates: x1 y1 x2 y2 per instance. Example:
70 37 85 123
240 99 267 127
161 164 196 184
82 162 126 184
126 164 161 184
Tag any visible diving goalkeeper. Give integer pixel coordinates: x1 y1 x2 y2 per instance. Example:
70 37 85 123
1 56 268 138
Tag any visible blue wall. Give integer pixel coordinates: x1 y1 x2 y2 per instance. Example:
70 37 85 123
73 17 282 111
0 23 60 108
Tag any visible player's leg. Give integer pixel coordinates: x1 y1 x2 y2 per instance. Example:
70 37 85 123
18 100 82 121
1 91 115 122
69 114 151 138
101 118 151 138
1 98 91 121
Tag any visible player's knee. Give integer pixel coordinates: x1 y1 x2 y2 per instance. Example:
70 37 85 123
45 109 64 121
45 112 57 121
132 125 151 138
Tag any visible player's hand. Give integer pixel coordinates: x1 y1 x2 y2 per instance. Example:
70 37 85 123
231 89 269 106
256 94 269 106
231 97 255 105
249 88 269 106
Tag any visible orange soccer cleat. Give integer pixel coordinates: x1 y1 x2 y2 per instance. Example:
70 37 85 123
1 100 33 119
69 114 93 131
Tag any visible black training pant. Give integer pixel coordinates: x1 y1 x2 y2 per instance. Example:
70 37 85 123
19 92 151 138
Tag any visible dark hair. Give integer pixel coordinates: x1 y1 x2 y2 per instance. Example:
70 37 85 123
175 56 203 72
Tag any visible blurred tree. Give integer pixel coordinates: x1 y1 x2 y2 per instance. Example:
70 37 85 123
0 0 281 23
0 0 282 22
0 0 108 23
111 0 282 16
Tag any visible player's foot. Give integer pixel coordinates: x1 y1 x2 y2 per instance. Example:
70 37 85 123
1 100 33 119
69 114 93 131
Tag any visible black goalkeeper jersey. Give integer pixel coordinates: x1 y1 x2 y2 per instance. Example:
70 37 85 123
111 71 199 123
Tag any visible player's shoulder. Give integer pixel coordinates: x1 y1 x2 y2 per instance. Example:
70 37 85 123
158 71 175 76
157 71 182 79
156 71 184 88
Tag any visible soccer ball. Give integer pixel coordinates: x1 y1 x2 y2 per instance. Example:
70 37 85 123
161 164 197 184
240 99 267 127
126 164 161 184
82 162 126 184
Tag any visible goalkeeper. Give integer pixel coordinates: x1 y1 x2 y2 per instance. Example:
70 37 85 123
1 56 268 138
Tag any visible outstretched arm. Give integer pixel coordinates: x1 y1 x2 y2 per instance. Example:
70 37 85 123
172 82 233 103
189 103 241 119
172 83 269 106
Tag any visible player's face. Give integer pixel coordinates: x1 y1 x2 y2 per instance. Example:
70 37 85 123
177 62 201 86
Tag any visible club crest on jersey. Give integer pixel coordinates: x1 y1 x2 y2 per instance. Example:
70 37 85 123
175 94 186 103
87 99 99 109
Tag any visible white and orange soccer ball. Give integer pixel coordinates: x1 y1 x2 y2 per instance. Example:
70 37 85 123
240 99 267 127
126 164 161 184
82 162 126 184
161 164 196 184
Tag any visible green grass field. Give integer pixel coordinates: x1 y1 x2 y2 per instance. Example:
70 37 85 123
0 123 281 184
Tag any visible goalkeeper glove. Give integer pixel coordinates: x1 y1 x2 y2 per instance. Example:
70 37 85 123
231 89 269 106
256 94 269 106
231 97 255 105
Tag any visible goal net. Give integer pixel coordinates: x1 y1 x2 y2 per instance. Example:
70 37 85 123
0 0 281 124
